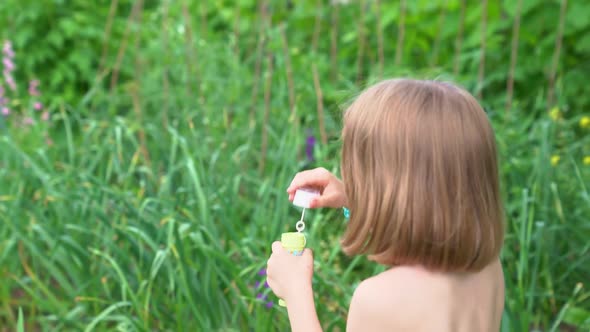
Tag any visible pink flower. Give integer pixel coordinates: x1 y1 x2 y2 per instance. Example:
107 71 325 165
41 111 50 121
2 58 14 71
34 102 43 111
23 117 34 125
3 72 16 91
0 87 8 107
29 80 40 96
1 107 10 116
5 78 16 91
2 41 14 58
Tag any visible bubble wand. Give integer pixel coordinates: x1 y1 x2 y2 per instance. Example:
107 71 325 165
277 188 319 307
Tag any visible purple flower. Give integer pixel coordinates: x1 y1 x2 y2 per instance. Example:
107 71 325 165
306 134 316 162
34 102 42 111
1 107 10 116
252 267 273 309
256 293 273 310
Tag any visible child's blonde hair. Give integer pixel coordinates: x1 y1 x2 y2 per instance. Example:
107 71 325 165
340 79 504 272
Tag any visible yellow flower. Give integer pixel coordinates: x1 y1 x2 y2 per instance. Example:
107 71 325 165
580 116 590 129
551 155 560 166
549 106 561 121
584 156 590 166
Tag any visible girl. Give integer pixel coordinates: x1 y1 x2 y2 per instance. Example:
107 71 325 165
266 79 505 332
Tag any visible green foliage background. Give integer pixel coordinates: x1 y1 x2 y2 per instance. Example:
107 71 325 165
0 0 589 331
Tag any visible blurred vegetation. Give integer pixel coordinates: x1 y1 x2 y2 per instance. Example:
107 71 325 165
0 0 589 331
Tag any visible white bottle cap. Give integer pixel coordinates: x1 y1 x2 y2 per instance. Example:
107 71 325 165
293 188 320 208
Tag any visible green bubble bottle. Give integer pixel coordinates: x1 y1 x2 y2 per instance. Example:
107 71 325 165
278 232 306 307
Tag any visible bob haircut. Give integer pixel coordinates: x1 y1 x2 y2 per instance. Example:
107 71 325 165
340 79 504 272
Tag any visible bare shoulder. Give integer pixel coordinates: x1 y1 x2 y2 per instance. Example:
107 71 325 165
346 266 426 332
347 261 505 332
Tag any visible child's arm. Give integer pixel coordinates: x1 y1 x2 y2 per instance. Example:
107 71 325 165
267 242 322 332
285 283 322 332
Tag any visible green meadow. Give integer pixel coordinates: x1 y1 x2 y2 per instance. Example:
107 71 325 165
0 1 589 331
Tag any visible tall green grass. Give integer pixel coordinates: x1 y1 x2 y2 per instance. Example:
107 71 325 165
2 66 589 332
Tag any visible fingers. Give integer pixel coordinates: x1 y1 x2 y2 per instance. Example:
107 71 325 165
302 248 313 259
286 167 331 193
309 198 320 209
266 276 275 292
271 241 282 253
309 191 343 208
309 193 334 208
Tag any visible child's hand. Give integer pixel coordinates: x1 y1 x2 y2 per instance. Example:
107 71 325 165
266 241 314 302
286 167 348 209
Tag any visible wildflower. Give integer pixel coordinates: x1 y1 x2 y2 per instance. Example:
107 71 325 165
34 102 43 111
254 280 269 289
551 155 560 166
2 58 14 71
41 111 50 121
580 116 590 129
23 117 34 125
253 268 272 309
1 107 9 116
549 106 561 121
2 41 14 58
3 73 16 91
584 156 590 166
306 134 316 162
29 80 40 96
2 40 16 91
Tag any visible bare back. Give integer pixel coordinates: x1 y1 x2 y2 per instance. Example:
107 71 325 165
347 259 505 332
